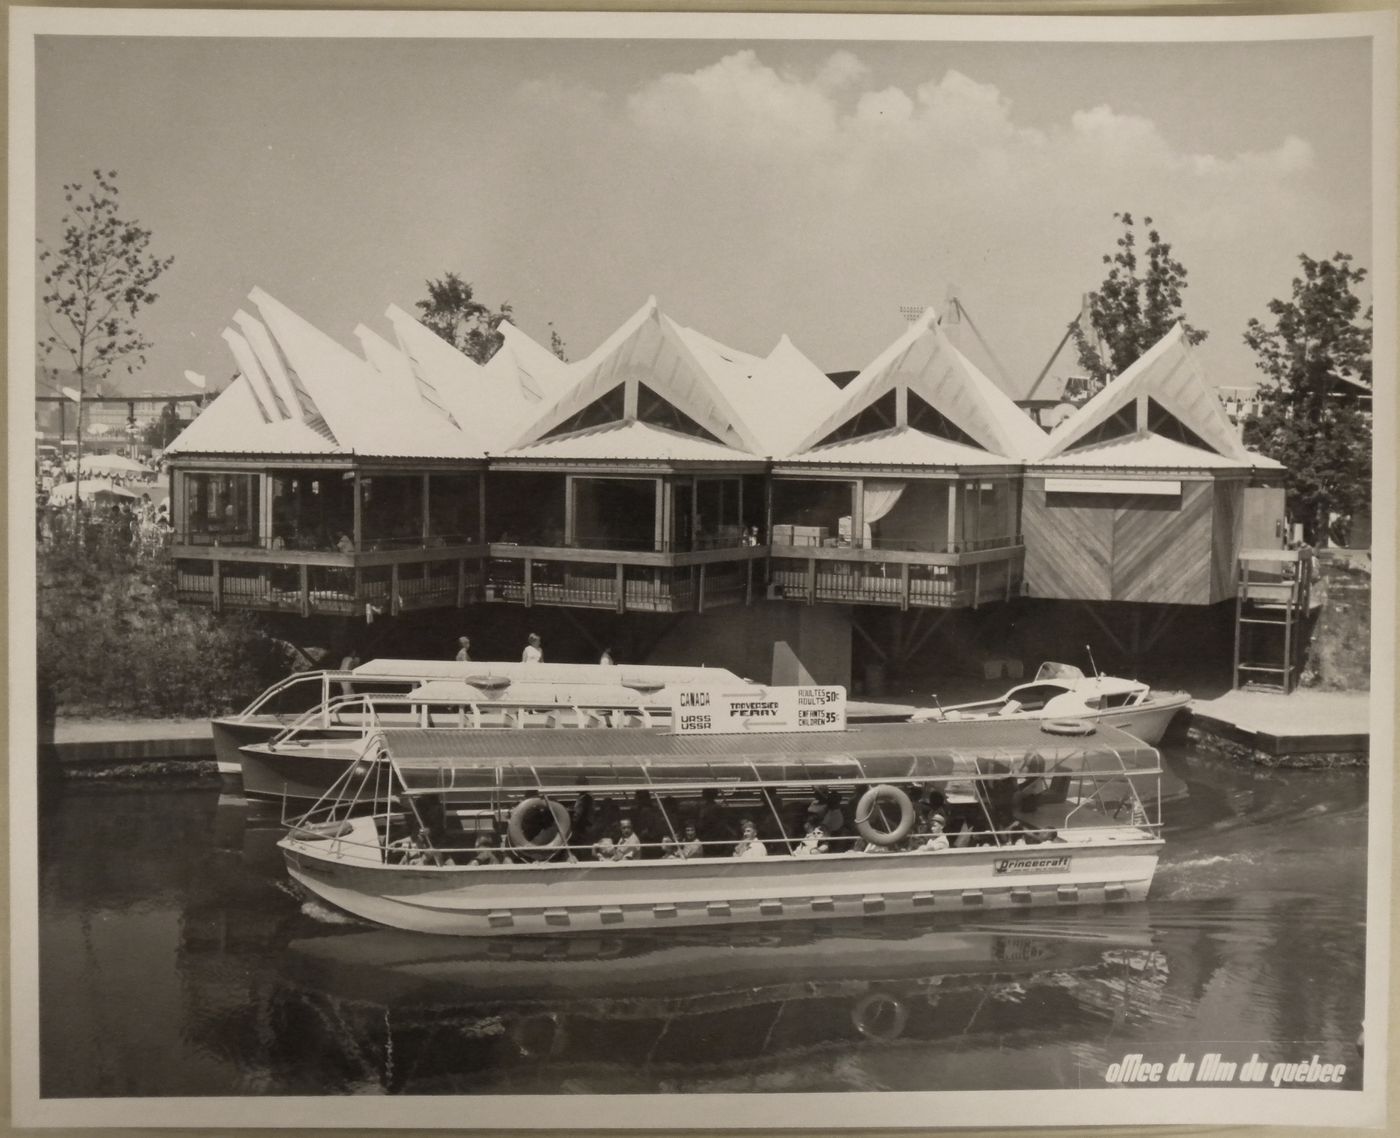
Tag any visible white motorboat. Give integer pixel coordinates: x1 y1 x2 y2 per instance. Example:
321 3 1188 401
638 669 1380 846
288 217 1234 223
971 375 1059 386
911 663 1190 745
278 712 1164 937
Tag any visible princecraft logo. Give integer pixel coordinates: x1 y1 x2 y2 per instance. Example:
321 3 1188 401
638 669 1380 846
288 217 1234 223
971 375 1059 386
994 854 1072 874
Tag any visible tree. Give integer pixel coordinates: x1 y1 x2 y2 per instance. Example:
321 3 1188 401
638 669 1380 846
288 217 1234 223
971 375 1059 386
548 322 568 363
1071 212 1207 391
38 170 173 520
1243 253 1372 546
143 400 185 450
415 272 513 364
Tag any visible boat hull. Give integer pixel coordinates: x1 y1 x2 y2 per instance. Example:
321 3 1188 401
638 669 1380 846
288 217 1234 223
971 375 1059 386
924 693 1189 746
282 836 1161 937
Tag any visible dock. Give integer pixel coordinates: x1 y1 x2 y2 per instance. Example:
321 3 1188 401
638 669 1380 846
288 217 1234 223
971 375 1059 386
1187 689 1369 767
43 717 216 778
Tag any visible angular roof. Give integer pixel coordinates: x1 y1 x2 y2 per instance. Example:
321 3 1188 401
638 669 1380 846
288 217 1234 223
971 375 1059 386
511 298 767 457
784 425 1018 468
1036 432 1282 471
480 320 572 407
790 309 1046 461
503 420 762 464
167 290 480 460
1037 324 1254 465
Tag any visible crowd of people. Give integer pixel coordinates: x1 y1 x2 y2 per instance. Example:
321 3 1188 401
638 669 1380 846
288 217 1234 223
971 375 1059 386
394 780 1059 868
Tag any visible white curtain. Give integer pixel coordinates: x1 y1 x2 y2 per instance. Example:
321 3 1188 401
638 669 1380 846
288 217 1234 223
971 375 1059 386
862 480 906 525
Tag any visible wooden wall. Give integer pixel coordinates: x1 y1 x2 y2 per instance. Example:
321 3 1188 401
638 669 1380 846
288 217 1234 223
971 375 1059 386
1022 477 1221 605
1211 480 1246 604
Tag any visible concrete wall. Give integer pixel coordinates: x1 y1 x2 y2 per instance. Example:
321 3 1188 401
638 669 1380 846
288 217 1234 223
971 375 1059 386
645 601 852 687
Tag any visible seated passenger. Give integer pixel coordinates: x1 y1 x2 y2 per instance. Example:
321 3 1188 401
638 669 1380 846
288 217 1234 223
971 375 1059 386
470 834 501 866
677 822 704 859
592 836 618 861
615 818 642 860
919 812 951 851
793 820 828 856
732 820 768 859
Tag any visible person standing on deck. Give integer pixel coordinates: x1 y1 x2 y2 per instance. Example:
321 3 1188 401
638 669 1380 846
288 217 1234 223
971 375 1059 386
522 632 543 664
455 636 471 662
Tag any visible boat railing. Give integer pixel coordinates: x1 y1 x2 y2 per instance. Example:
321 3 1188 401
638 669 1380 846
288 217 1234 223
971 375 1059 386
266 692 663 747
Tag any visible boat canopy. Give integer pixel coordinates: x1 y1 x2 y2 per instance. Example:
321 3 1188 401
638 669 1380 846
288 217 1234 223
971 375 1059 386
354 659 754 690
362 721 1160 796
1034 662 1087 682
405 678 674 708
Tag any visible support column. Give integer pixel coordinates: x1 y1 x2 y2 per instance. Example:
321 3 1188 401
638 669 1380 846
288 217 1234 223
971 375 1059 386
211 559 222 614
900 562 910 610
653 478 664 552
615 563 626 614
523 557 533 607
390 562 400 616
299 563 310 617
806 557 816 605
421 473 431 544
478 472 487 546
697 563 706 613
352 471 363 551
457 559 466 607
564 475 576 547
946 483 958 552
851 480 864 549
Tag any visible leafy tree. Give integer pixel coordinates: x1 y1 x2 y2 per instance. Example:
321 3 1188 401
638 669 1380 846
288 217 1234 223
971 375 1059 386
143 400 185 450
548 321 569 363
415 272 513 364
38 170 173 513
1072 212 1207 391
1243 253 1372 546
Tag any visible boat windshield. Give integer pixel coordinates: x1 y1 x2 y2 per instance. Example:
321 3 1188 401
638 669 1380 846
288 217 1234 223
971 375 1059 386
1035 662 1086 682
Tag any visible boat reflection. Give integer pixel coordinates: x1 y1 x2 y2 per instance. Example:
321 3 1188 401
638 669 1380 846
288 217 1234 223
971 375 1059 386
271 913 1168 1093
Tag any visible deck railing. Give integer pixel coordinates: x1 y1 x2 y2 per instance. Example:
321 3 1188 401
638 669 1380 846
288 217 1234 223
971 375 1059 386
768 545 1023 610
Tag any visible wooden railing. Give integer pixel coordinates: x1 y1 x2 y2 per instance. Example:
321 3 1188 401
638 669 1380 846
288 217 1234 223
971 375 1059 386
768 544 1023 610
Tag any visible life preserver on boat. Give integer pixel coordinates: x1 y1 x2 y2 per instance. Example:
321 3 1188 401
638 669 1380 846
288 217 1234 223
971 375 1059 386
507 796 572 859
1040 718 1096 737
854 784 915 847
508 1012 568 1058
850 992 909 1042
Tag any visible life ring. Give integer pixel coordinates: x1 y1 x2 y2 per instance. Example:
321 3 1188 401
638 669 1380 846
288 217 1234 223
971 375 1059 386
509 1012 567 1058
851 992 909 1042
1040 718 1096 737
854 784 915 847
507 797 571 859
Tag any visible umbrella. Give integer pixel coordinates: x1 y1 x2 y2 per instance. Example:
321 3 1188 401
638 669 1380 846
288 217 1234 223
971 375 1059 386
80 453 149 477
45 478 139 504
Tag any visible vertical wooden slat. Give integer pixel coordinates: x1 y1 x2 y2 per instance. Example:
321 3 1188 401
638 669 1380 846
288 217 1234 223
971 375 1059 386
745 558 753 606
900 561 910 610
457 559 466 607
973 562 981 609
851 479 864 549
946 483 957 552
523 557 533 607
390 562 400 616
615 563 625 614
478 472 487 546
211 559 222 614
299 563 310 617
697 563 706 613
806 557 816 605
421 473 431 544
352 470 362 551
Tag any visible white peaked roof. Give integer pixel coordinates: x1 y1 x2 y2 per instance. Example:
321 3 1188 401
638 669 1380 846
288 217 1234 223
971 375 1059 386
167 290 481 460
797 426 1018 468
506 420 761 464
480 320 571 407
511 299 767 456
1037 324 1274 467
673 326 841 456
355 323 426 410
792 309 1046 461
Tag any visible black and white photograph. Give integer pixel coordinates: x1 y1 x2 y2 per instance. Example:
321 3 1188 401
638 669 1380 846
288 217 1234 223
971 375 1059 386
8 7 1395 1130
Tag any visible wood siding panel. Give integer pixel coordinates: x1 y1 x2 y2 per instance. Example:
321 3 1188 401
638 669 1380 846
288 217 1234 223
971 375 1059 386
1021 480 1113 600
1111 482 1213 604
1211 481 1246 603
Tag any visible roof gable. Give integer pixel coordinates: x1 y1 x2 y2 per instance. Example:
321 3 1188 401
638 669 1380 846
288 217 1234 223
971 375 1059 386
513 299 766 455
1040 324 1249 462
794 309 1044 460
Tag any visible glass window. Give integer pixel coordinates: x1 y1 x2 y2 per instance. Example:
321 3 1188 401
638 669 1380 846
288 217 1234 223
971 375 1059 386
268 469 354 551
181 471 260 547
427 473 481 546
571 478 657 551
360 475 424 550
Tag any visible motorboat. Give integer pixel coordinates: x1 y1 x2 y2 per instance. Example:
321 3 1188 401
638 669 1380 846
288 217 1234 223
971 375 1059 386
911 663 1190 745
217 659 771 797
277 709 1164 937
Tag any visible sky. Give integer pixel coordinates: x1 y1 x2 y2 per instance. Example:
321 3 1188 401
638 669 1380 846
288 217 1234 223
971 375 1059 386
32 26 1374 400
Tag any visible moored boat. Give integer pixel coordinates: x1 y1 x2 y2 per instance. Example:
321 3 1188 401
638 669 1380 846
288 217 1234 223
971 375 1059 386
220 659 770 798
278 713 1164 937
911 662 1190 744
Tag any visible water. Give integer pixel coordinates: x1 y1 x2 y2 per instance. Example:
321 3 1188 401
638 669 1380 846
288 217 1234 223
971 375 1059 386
35 744 1369 1097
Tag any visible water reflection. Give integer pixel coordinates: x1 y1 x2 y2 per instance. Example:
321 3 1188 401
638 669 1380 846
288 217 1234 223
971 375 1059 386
35 741 1368 1097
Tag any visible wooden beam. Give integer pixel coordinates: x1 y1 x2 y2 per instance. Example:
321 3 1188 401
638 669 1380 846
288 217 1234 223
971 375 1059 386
899 561 910 611
697 562 707 613
1080 602 1128 657
211 559 222 615
806 557 816 606
523 557 533 607
421 473 431 543
352 470 362 551
973 562 981 609
852 479 864 550
849 613 889 663
457 559 466 607
902 608 953 664
390 562 400 616
615 562 625 614
745 558 754 606
946 483 957 552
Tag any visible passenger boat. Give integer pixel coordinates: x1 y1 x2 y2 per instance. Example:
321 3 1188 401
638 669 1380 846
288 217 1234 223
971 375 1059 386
218 659 769 798
278 713 1164 937
911 662 1190 745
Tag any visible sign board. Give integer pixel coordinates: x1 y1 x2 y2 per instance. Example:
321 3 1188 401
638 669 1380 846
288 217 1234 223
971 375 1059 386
671 686 847 735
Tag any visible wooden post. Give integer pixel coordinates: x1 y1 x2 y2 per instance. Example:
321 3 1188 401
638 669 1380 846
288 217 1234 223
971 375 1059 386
456 559 466 607
523 557 533 607
806 556 816 605
946 483 958 552
697 562 706 613
615 562 625 614
211 559 222 614
421 473 431 544
851 479 864 549
478 472 487 546
1282 574 1294 694
1232 558 1245 690
900 562 910 610
564 475 575 547
745 558 753 606
653 477 664 552
352 470 362 551
260 474 273 548
390 562 400 615
299 563 310 617
973 562 981 609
